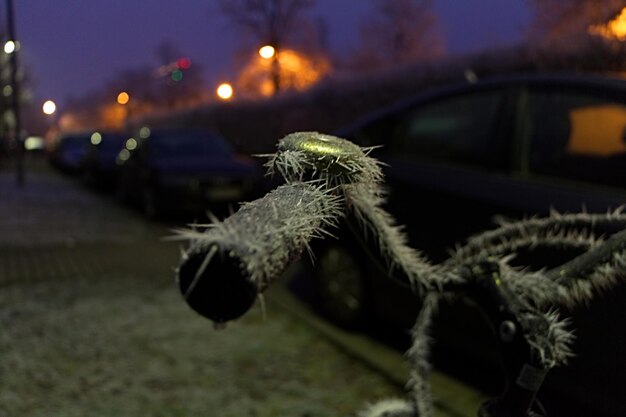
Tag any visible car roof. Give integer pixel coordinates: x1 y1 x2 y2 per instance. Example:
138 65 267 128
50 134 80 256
59 130 125 140
58 132 92 140
335 72 626 137
144 127 220 136
461 72 626 97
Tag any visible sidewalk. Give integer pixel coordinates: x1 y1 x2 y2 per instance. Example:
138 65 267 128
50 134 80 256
0 157 164 248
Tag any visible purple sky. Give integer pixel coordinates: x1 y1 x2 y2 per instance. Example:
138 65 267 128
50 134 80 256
17 0 530 108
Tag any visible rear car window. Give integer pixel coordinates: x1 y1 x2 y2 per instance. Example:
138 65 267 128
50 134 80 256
149 132 233 157
527 89 626 188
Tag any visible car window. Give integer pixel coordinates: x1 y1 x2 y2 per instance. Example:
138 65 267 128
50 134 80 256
149 132 233 157
386 89 507 170
527 89 626 188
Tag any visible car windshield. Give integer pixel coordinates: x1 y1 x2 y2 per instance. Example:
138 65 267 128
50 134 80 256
149 131 233 157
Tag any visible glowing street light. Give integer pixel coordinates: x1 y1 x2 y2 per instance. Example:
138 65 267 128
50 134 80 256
216 83 234 100
42 100 56 115
117 91 130 105
589 7 626 41
4 40 16 54
258 45 276 59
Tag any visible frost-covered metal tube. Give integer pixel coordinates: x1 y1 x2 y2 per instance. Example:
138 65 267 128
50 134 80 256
176 182 343 324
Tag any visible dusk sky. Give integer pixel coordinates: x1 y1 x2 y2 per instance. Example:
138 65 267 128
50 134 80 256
16 0 530 108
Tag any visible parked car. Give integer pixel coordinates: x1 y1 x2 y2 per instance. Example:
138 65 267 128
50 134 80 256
292 73 626 416
81 131 127 190
115 127 264 219
48 132 92 173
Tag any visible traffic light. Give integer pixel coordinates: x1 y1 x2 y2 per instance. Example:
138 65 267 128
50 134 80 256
170 57 191 82
176 57 191 70
171 70 184 82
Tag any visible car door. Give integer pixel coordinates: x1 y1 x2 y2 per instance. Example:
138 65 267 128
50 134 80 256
353 84 519 262
510 79 626 417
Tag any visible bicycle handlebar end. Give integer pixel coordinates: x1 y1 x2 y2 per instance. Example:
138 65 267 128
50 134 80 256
178 247 259 324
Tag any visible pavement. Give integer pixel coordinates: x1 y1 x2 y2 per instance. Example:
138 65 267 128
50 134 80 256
0 156 175 287
0 155 484 417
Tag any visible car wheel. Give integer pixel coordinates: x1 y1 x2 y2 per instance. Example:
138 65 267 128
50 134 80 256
315 242 368 329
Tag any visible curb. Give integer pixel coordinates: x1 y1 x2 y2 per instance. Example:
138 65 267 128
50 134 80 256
266 283 487 417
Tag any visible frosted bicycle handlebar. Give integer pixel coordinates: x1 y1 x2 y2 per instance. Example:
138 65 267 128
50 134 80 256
175 131 442 324
176 181 343 324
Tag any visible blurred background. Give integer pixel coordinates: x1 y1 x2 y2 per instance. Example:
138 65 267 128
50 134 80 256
4 0 626 155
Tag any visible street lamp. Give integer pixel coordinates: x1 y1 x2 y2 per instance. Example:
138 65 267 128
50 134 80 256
216 83 234 100
117 91 130 105
116 91 132 128
42 100 56 115
258 45 276 59
3 40 16 54
258 45 280 94
5 0 23 185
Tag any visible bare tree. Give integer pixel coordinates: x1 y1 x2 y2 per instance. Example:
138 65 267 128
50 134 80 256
217 0 316 93
349 0 445 72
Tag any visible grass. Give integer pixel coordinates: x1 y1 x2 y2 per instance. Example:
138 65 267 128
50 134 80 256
0 268 403 417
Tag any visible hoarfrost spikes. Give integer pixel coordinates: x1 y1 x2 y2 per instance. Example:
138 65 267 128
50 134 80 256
358 398 415 417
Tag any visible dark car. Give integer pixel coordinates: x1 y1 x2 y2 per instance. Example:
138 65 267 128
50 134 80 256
115 127 263 219
48 132 92 173
81 131 127 190
294 73 626 416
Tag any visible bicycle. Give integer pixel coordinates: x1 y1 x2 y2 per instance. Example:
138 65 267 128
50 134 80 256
172 132 626 417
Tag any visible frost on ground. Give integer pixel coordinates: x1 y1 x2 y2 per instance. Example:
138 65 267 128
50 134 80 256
0 273 402 417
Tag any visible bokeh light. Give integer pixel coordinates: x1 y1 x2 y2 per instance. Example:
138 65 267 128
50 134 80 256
125 138 137 150
139 126 151 139
117 91 130 105
117 148 130 164
90 132 102 145
177 57 191 69
589 7 626 41
171 69 183 82
42 100 57 115
24 136 44 151
216 83 234 100
259 45 276 59
4 40 16 54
